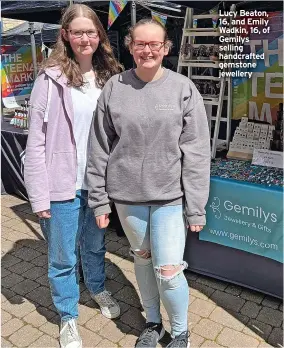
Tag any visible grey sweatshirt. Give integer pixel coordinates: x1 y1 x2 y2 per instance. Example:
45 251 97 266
87 68 211 225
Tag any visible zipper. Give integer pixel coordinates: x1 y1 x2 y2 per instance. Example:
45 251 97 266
46 71 78 188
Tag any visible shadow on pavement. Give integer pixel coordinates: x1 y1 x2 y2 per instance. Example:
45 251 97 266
2 199 146 343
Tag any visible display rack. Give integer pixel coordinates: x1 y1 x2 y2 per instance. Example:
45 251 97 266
177 7 234 158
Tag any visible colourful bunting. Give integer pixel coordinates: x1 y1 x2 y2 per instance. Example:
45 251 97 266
108 0 127 30
209 6 219 29
151 11 167 26
193 18 198 43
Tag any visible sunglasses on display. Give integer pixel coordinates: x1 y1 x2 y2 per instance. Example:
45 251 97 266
133 41 165 51
67 30 99 39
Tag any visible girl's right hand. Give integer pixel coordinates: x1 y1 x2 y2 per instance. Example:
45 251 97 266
36 210 51 219
96 214 110 229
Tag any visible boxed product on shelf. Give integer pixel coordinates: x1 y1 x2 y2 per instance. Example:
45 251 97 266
227 117 274 160
9 98 30 131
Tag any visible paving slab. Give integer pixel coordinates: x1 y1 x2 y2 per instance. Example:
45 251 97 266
240 301 262 319
30 334 60 347
262 296 282 310
243 319 272 341
78 326 102 347
190 332 206 347
189 298 216 318
267 327 283 347
120 307 145 331
210 290 245 312
9 324 43 347
209 307 246 331
257 307 283 327
1 337 13 347
98 320 129 343
193 318 223 340
2 295 38 318
11 278 40 296
216 327 260 347
119 330 139 347
1 318 24 337
241 289 265 304
1 310 12 324
200 340 224 347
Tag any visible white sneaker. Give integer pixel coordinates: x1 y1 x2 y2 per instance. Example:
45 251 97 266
60 319 82 348
92 290 120 319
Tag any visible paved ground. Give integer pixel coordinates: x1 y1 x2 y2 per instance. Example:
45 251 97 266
1 194 283 348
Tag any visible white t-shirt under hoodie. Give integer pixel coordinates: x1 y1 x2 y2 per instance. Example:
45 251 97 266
71 71 101 190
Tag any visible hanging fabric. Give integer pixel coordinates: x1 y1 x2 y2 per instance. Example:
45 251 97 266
151 11 167 26
108 0 128 29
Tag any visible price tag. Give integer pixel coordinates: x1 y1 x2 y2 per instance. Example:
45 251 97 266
252 149 284 168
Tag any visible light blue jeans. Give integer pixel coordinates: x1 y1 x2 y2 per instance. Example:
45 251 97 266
115 203 189 337
40 190 106 321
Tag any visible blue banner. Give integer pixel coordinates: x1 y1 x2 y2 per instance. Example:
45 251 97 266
200 177 283 263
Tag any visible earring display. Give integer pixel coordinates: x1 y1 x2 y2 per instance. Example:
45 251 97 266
227 117 275 160
193 80 220 98
9 98 30 131
180 44 219 61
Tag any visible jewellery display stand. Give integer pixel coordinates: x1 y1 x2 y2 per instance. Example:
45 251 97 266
227 117 274 160
177 7 234 158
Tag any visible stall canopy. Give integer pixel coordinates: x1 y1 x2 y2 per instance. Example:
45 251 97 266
2 1 110 24
1 1 229 35
2 0 283 24
1 1 231 24
2 22 60 46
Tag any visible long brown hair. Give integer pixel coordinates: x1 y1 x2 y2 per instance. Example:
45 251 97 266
42 4 123 88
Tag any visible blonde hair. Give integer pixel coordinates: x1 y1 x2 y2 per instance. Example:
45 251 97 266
124 18 173 51
42 4 123 88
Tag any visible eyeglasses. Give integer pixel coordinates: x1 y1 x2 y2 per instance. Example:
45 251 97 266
133 41 165 51
67 30 99 39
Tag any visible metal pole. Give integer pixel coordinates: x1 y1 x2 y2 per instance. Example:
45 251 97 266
131 1 136 67
226 3 236 149
131 1 136 26
29 22 38 78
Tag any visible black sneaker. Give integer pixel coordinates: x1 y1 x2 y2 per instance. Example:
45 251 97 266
135 322 165 348
166 331 190 348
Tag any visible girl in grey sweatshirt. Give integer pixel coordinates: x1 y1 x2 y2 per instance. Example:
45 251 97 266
87 18 211 348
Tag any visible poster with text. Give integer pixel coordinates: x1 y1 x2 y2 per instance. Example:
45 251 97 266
232 12 283 124
1 45 43 108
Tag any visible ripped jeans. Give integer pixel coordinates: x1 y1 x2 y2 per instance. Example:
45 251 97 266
115 203 189 337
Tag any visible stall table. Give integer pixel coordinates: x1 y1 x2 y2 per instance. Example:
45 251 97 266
184 160 283 299
1 121 28 199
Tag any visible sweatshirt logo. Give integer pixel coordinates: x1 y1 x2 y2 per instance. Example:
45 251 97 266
155 103 175 111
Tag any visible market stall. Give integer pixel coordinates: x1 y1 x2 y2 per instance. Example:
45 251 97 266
181 3 283 298
1 1 283 299
184 159 283 298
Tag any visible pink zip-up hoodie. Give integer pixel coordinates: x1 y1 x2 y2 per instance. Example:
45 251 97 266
24 67 78 213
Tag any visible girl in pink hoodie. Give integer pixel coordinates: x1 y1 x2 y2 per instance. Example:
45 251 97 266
24 5 122 348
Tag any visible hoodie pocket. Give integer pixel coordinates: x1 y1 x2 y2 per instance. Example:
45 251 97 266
49 152 75 193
